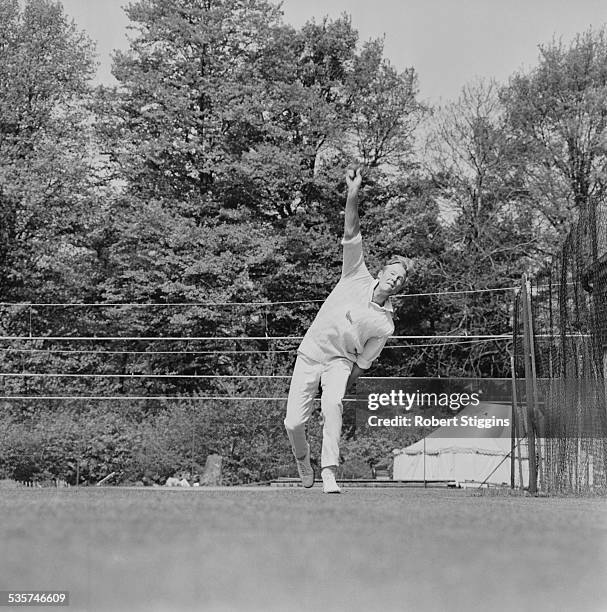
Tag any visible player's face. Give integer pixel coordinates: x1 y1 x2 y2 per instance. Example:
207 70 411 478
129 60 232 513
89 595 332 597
378 263 406 295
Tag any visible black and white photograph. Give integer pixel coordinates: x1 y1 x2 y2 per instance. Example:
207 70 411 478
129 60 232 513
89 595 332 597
1 0 607 610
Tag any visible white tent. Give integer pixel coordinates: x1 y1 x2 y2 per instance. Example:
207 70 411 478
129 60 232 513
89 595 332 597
392 402 529 487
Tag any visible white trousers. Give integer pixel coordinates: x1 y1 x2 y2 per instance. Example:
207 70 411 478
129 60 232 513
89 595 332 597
284 354 352 469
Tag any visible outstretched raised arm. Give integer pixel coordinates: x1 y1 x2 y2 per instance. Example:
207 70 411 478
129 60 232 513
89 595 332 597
344 168 363 240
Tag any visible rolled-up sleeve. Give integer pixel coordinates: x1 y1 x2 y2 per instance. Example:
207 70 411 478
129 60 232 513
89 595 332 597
341 233 368 279
356 336 389 370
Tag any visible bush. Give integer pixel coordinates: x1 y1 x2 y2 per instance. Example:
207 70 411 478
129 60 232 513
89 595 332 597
1 400 408 485
0 408 143 484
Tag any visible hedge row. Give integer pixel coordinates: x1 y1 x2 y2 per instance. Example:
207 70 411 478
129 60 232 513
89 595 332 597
0 402 415 485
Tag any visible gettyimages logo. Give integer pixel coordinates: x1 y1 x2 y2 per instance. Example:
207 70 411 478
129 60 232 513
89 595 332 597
354 378 607 439
366 389 481 412
354 378 512 438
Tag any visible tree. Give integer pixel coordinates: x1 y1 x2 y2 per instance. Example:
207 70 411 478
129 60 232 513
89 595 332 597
231 17 426 219
102 0 283 211
347 39 425 169
233 15 360 219
0 0 97 302
423 80 537 376
502 28 607 249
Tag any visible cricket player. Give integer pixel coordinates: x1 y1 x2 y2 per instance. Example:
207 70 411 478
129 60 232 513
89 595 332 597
284 167 413 493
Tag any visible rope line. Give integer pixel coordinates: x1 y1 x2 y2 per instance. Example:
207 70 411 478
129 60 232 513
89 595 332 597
0 373 292 379
0 395 347 401
393 287 517 299
0 300 320 307
0 374 513 381
0 348 295 355
0 337 505 355
0 286 518 308
0 373 513 379
0 334 513 341
0 335 297 341
388 338 509 348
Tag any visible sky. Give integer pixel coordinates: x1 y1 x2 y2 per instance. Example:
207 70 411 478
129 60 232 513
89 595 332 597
58 0 607 104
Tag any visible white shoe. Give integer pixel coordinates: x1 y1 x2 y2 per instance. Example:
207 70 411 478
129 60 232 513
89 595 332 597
321 467 341 494
295 444 314 488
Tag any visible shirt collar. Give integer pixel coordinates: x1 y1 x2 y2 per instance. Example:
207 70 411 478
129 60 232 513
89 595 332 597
369 279 394 313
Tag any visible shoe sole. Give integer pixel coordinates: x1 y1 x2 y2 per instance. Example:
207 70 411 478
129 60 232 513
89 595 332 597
303 476 315 489
322 481 341 494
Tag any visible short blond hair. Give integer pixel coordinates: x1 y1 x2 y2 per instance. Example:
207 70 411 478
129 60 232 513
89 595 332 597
383 255 414 275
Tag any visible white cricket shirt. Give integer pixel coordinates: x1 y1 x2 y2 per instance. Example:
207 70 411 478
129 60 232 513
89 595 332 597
298 233 394 369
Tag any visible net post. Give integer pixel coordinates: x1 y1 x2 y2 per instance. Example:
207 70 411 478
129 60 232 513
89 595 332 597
510 352 516 489
521 275 538 493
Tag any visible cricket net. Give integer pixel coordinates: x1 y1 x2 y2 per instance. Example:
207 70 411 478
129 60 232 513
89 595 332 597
513 198 607 494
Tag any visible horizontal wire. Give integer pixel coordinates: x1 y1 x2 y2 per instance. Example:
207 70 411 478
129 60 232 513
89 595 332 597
0 286 518 309
0 395 283 401
0 373 292 379
0 334 513 341
388 338 509 348
0 395 339 401
0 300 321 307
0 335 299 341
5 334 594 342
0 348 294 355
0 337 508 355
392 287 517 299
0 373 513 381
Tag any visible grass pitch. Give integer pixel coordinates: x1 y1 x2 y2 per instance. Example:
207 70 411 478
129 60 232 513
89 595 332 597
1 487 606 612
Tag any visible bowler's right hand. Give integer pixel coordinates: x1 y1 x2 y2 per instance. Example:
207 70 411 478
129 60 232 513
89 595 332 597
346 167 363 192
